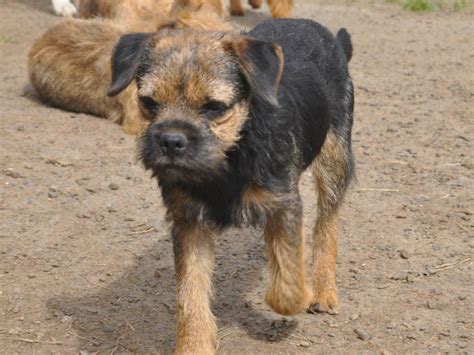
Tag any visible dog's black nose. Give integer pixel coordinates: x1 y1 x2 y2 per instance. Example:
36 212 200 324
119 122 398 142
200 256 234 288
158 132 188 155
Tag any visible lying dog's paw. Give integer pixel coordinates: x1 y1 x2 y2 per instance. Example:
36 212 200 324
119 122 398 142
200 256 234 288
307 289 339 315
52 0 77 17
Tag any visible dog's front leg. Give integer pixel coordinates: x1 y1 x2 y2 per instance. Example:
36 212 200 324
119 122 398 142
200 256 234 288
264 195 311 315
172 222 217 355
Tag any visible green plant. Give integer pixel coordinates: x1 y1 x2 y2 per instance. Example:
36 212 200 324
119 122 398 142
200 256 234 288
454 0 470 11
403 0 434 11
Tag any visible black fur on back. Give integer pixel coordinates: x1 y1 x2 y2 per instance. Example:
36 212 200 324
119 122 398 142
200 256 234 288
161 19 354 228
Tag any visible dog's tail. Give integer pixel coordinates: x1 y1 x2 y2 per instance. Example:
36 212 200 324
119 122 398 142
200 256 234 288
336 28 353 62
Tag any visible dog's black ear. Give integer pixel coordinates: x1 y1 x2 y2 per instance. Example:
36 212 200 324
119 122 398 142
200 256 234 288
107 33 152 97
225 37 284 107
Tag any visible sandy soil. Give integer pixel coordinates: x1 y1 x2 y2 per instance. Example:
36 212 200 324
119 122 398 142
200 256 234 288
0 0 473 353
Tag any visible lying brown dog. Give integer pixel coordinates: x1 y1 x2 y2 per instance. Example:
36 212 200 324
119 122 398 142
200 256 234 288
29 0 229 135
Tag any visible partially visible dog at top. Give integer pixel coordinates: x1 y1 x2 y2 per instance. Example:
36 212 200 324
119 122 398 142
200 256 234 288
51 0 293 19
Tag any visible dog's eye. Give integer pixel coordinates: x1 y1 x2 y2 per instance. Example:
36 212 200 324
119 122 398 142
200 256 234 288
200 100 228 119
139 96 161 117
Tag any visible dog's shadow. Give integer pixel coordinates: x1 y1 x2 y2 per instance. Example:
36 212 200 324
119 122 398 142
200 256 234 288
47 226 297 353
229 10 271 31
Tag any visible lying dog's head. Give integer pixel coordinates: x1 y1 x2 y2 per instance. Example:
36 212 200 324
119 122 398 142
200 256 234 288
107 29 283 184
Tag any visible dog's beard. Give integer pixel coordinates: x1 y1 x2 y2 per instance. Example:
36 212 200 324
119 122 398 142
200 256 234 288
139 137 229 185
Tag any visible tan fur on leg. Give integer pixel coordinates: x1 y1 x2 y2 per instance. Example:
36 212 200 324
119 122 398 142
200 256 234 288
248 0 263 9
173 222 217 355
264 205 311 315
311 210 339 314
309 130 351 314
229 0 244 15
267 0 292 18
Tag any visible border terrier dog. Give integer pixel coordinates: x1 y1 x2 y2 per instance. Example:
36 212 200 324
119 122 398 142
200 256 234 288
28 0 228 135
105 18 354 353
230 0 292 18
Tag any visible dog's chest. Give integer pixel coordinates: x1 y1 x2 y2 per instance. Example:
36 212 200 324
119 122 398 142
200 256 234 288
170 182 277 229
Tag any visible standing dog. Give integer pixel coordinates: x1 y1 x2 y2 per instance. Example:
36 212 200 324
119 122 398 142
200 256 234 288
106 18 354 353
29 1 229 135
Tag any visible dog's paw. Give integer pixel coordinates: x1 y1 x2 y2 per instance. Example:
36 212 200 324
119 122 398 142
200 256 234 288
52 0 77 17
307 289 339 315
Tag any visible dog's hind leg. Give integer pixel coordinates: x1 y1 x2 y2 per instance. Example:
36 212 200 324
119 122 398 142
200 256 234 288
308 130 353 314
264 195 311 315
172 222 217 354
267 0 292 18
229 0 245 15
248 0 263 9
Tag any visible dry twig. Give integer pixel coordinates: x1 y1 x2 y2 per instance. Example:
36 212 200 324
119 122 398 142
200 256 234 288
355 188 400 192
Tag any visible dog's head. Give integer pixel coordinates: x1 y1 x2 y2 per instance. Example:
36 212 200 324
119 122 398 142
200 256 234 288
107 29 283 184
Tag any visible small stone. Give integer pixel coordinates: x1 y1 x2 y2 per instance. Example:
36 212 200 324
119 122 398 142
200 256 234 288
8 328 20 335
13 304 21 314
5 170 21 178
458 342 468 349
79 351 90 355
103 324 114 333
299 340 311 348
48 190 59 199
17 125 25 132
426 300 435 309
406 333 417 340
154 271 161 278
107 204 118 213
458 295 466 301
27 274 36 279
109 183 119 190
61 315 73 323
354 328 372 341
400 250 410 259
350 313 360 321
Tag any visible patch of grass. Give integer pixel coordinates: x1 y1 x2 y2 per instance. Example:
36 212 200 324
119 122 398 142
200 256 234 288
453 0 470 11
403 0 434 10
385 0 401 3
0 34 19 44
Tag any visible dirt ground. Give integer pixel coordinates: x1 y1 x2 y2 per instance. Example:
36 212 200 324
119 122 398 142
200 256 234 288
0 0 473 353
